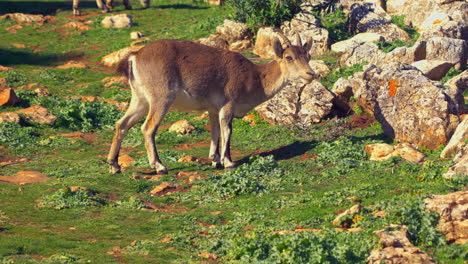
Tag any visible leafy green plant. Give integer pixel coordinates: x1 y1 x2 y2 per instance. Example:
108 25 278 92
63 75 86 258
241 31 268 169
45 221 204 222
441 68 462 84
391 15 420 40
123 240 156 255
376 39 415 53
202 155 284 201
313 9 350 43
41 254 83 264
226 0 302 31
320 62 365 90
0 122 39 149
38 187 106 210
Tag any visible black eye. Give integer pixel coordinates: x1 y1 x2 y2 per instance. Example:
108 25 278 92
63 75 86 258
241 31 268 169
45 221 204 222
286 56 293 62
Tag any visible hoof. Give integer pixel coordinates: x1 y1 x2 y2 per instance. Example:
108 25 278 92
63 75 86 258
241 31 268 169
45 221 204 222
110 166 121 174
125 5 132 9
211 161 222 169
156 167 168 175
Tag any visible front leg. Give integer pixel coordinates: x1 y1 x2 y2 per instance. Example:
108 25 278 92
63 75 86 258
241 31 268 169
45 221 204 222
219 103 235 169
73 0 81 15
208 111 221 168
96 0 110 13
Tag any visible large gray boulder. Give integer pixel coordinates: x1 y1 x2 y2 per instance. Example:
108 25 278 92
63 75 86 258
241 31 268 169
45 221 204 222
444 70 468 115
347 3 411 42
425 37 467 70
281 5 330 58
256 80 335 127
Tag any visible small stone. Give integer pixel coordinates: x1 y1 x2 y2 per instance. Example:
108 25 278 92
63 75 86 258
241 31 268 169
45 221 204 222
0 112 20 123
161 237 172 243
193 112 209 120
149 182 172 196
0 171 50 184
365 143 396 161
168 120 195 134
15 105 57 125
393 143 426 163
5 24 23 33
242 114 256 125
56 61 87 69
332 204 362 226
34 88 50 97
63 21 91 31
177 155 197 163
0 78 7 86
118 155 134 168
0 65 13 72
130 31 144 39
101 14 133 29
0 88 20 106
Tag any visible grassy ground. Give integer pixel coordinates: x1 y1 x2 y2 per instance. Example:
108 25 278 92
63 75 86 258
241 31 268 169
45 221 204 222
0 1 467 263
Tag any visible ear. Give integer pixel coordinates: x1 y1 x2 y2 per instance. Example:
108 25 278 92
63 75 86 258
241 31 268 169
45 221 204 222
295 32 302 47
272 38 284 60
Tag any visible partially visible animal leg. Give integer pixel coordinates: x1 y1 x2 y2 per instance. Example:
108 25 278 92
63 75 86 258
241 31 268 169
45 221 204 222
219 103 235 169
141 95 175 174
123 0 132 10
108 95 149 174
96 0 110 13
73 0 81 15
208 110 221 168
140 0 150 9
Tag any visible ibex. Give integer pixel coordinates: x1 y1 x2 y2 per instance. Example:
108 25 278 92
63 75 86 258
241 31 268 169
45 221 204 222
108 31 314 174
72 0 149 16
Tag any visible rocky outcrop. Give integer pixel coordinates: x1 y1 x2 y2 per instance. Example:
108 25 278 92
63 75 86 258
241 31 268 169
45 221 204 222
340 41 386 67
440 118 467 158
368 225 435 263
0 88 20 106
347 3 411 42
256 81 334 127
444 70 467 115
424 191 468 244
331 32 384 53
101 14 133 28
198 19 252 51
281 5 330 58
425 37 467 70
0 13 53 25
254 27 290 59
365 143 426 163
334 62 459 150
385 41 427 64
443 144 468 179
16 105 58 125
411 60 453 81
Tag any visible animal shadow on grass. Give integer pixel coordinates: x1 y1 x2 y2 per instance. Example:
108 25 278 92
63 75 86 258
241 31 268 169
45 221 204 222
0 47 83 66
236 140 318 166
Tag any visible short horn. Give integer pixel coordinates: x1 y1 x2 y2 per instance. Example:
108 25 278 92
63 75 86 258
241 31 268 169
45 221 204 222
273 28 291 48
295 32 302 47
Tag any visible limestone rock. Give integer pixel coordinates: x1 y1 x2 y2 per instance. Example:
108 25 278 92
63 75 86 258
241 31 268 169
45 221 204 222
385 41 427 64
348 3 411 42
441 118 467 158
0 112 20 124
365 143 425 163
149 182 172 196
419 20 468 41
426 37 467 70
216 19 252 51
168 120 195 134
16 105 57 125
0 13 53 25
203 0 224 5
444 70 468 115
63 21 91 31
411 60 453 81
178 155 197 163
0 88 20 106
0 65 13 72
130 31 144 39
118 155 134 168
197 34 228 50
56 61 87 69
349 62 458 150
340 41 386 67
332 204 362 227
308 60 330 78
419 11 451 33
34 88 50 97
101 46 144 67
368 225 435 263
443 145 468 179
256 80 334 127
101 14 133 28
331 32 384 53
0 171 51 185
425 191 468 244
281 5 330 57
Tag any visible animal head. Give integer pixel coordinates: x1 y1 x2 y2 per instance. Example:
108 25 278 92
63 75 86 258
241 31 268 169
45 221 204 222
272 32 314 84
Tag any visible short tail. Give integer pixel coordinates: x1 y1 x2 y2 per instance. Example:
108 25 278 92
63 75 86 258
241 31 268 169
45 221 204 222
116 52 135 80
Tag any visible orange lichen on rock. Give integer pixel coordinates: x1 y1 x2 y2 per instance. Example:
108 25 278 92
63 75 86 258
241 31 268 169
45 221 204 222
433 19 443 25
388 80 398 96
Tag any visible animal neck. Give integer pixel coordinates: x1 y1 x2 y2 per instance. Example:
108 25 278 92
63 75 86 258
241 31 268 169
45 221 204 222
257 60 288 99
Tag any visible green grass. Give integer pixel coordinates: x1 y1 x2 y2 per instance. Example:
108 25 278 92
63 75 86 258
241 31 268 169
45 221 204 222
0 0 467 263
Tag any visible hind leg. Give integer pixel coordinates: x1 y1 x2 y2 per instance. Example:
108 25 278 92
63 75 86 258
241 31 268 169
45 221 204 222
140 0 150 8
108 95 148 174
141 94 175 174
208 110 221 168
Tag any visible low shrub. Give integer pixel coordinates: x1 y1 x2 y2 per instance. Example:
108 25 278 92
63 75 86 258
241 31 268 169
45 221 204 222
38 187 106 210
